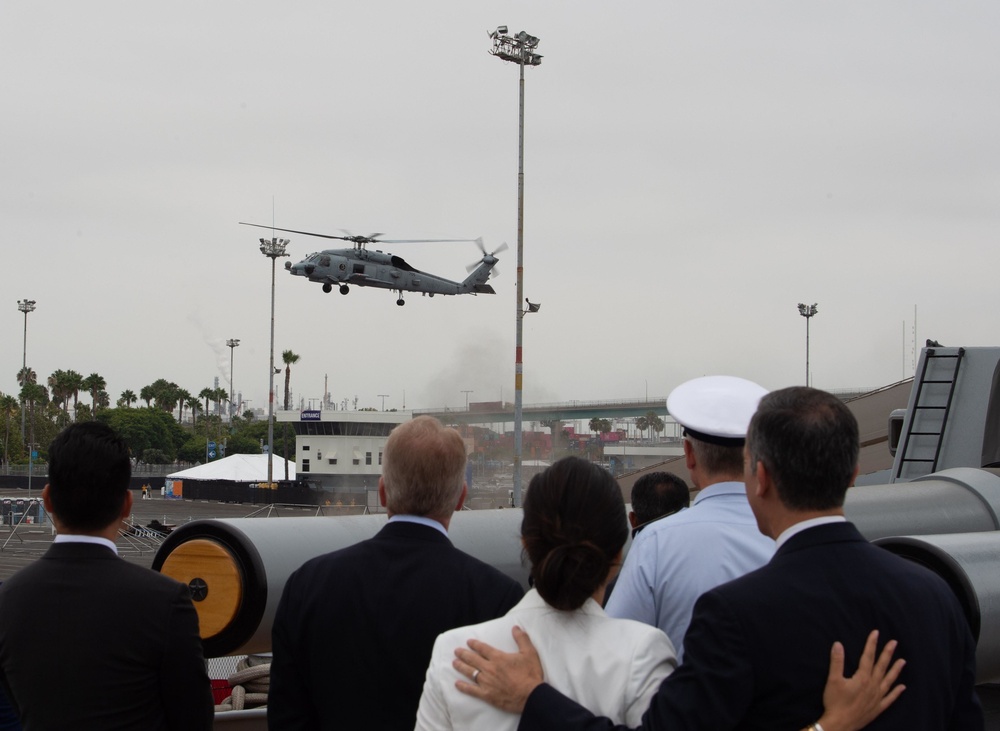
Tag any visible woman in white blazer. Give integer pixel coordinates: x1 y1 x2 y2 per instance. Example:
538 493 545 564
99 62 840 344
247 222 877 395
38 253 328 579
415 456 677 730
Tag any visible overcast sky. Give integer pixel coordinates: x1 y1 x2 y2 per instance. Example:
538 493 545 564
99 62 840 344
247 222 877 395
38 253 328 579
2 1 998 415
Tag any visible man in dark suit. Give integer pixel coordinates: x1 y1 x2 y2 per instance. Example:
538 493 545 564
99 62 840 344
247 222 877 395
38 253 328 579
0 422 213 730
268 415 524 730
454 387 982 730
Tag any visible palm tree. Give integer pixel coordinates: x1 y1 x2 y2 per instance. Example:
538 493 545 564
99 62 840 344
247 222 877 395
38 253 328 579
140 385 155 408
176 388 192 423
199 388 214 421
65 370 84 417
20 383 48 459
213 387 229 417
118 389 137 408
0 394 18 465
47 369 72 415
282 350 300 410
16 366 36 389
187 396 203 428
644 410 665 440
82 373 107 419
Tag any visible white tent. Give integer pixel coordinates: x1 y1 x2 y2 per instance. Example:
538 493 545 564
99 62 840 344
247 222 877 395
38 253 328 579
166 454 296 482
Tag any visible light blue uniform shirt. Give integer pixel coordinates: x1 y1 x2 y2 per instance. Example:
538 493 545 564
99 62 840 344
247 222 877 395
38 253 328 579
605 481 775 661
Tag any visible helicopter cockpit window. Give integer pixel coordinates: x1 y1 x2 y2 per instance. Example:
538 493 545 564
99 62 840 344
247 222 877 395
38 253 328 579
318 256 331 267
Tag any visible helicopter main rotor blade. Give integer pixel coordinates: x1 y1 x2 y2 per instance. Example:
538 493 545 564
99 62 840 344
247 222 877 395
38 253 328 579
239 222 352 242
378 238 481 244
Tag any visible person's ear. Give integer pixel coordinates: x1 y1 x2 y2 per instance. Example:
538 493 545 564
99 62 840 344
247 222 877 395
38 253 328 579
754 460 771 499
683 439 695 471
455 484 468 512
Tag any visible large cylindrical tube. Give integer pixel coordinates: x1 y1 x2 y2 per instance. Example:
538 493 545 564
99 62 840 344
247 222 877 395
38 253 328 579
155 467 1000 659
874 532 1000 683
153 510 527 658
845 468 1000 540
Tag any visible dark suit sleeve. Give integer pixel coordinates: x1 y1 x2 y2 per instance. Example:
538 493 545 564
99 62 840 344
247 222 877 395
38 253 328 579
517 589 753 731
268 574 319 731
160 583 214 731
949 624 985 730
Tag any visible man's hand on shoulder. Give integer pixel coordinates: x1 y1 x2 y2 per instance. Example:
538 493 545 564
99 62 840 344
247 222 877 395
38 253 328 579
453 626 544 714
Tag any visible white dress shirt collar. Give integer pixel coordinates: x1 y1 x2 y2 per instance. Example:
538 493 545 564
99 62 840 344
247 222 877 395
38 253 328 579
54 533 119 555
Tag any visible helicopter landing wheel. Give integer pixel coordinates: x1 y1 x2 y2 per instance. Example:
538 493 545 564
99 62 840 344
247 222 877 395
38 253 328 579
322 283 332 293
339 285 350 295
396 298 405 307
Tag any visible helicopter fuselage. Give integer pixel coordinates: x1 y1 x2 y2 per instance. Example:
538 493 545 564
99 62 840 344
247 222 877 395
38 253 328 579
285 246 496 302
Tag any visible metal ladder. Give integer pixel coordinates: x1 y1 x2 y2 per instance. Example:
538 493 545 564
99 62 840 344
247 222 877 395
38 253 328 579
893 347 965 481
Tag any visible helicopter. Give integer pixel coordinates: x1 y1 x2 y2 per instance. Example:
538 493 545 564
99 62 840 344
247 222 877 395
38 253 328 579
240 222 507 306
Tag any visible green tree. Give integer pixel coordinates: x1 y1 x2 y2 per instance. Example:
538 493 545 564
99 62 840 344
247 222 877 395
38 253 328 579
178 436 208 463
0 393 18 465
225 433 261 456
214 387 229 417
16 366 37 389
20 382 49 459
199 388 214 420
118 389 138 408
146 379 181 415
282 350 300 410
588 417 612 436
82 373 107 419
47 369 72 415
187 395 202 428
636 414 649 438
65 370 84 416
101 407 186 462
140 384 155 408
644 410 665 439
176 388 193 424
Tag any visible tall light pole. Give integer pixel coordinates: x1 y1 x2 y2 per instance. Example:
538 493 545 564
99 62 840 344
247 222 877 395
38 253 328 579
490 26 542 508
226 338 240 420
377 394 390 411
797 303 818 386
260 238 289 487
17 299 36 443
461 390 474 410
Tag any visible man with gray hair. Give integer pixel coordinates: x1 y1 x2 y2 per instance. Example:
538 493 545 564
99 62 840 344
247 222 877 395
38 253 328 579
606 376 775 659
268 415 524 730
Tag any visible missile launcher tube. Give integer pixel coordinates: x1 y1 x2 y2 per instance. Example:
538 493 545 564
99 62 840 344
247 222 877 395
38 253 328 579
154 468 1000 666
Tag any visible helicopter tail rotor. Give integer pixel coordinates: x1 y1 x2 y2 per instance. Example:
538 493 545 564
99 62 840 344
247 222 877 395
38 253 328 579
467 241 507 278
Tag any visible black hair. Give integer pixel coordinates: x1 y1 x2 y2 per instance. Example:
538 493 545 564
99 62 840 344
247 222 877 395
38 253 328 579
522 457 627 611
630 472 690 526
746 387 858 511
47 422 131 531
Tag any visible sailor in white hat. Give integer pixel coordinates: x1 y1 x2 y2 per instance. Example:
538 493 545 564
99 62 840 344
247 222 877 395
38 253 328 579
605 375 776 660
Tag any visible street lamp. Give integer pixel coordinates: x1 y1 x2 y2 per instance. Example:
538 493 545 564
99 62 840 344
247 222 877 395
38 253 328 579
377 394 390 411
260 238 289 487
797 303 818 386
226 338 240 420
17 299 36 443
490 25 542 508
461 390 474 410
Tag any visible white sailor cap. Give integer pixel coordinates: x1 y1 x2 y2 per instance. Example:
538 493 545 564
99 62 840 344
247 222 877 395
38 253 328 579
667 375 768 447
